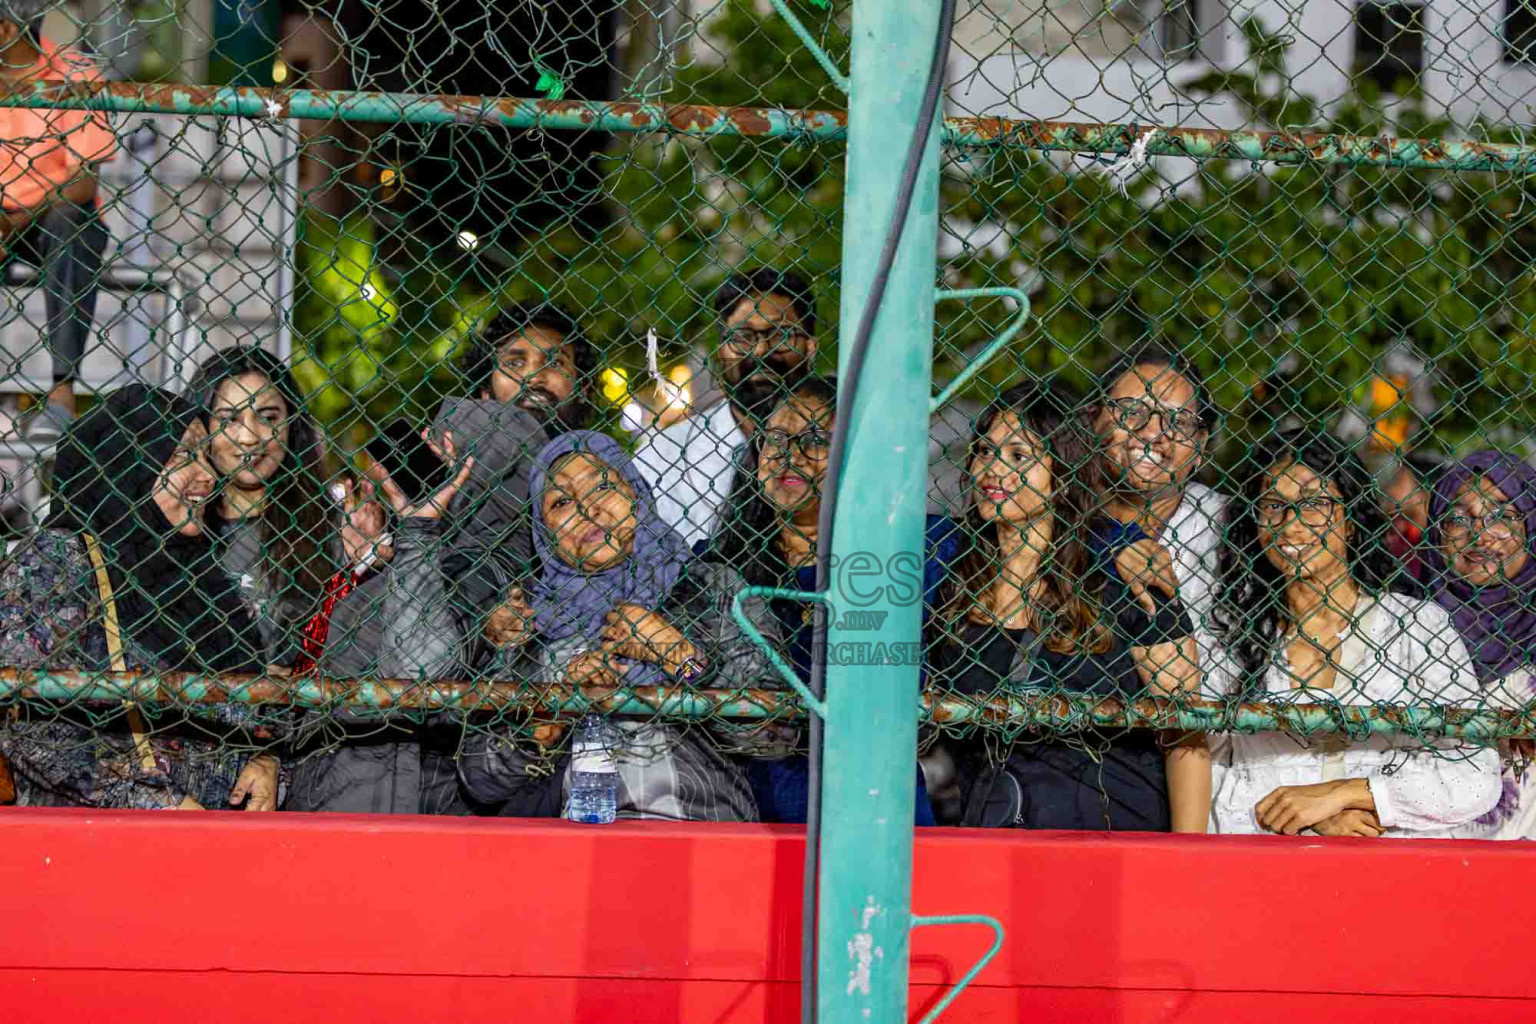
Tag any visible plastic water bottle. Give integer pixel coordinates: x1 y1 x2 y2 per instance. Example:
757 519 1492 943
568 713 619 824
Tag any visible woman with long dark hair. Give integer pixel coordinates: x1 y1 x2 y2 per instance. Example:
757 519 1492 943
0 386 276 809
1210 429 1499 838
188 346 335 666
933 381 1208 832
706 375 961 824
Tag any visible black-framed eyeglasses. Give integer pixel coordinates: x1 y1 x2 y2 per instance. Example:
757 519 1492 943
758 427 830 460
1444 506 1521 535
1255 496 1341 527
720 325 810 354
1103 398 1205 440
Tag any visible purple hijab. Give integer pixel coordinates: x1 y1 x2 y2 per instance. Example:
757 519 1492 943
1424 450 1536 684
528 430 692 647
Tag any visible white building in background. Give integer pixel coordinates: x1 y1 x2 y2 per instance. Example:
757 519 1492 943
949 0 1536 130
0 5 298 402
0 6 298 527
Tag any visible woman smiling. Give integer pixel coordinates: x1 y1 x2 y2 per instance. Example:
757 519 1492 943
1425 451 1536 839
1210 430 1499 838
189 346 334 668
933 381 1208 832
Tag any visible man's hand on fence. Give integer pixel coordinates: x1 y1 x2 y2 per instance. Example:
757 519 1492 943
1114 539 1180 617
229 754 280 811
1309 808 1384 838
172 795 205 810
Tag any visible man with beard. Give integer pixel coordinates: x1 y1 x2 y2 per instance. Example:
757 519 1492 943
333 302 593 574
460 302 598 432
1089 347 1230 663
634 268 819 549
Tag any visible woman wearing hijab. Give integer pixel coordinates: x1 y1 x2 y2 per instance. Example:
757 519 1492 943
0 385 276 809
458 430 769 821
1425 451 1536 839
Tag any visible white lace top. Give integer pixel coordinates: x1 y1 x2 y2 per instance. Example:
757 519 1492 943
1209 591 1501 838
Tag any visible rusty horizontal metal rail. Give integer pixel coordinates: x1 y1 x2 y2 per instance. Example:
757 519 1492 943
0 80 848 138
941 117 1536 171
2 668 1532 739
1 81 1533 172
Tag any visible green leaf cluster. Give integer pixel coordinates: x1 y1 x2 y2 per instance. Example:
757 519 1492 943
292 4 1536 457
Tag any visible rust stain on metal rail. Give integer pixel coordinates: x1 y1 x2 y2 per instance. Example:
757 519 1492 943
0 82 1527 170
944 117 1536 170
2 668 1534 738
0 81 846 141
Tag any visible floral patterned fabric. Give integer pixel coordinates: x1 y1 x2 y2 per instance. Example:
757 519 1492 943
0 529 262 809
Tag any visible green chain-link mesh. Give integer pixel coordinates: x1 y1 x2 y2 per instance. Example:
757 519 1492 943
0 0 1528 831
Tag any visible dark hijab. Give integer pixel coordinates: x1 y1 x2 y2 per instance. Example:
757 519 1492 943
48 386 261 673
1424 450 1536 684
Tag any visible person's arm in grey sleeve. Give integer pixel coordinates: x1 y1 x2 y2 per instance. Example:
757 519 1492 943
377 518 473 681
683 564 775 688
680 564 801 759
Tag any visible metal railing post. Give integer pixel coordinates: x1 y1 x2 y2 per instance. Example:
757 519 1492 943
818 0 942 1019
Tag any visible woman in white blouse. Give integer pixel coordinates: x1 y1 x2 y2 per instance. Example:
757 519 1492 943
1209 430 1500 838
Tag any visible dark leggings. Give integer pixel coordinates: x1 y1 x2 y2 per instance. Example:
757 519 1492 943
8 200 109 386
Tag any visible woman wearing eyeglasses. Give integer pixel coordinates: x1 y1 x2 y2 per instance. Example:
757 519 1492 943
1210 430 1500 838
1424 452 1536 839
705 375 963 823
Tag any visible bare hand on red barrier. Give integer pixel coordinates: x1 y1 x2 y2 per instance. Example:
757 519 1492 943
1255 779 1372 836
229 754 280 812
1309 808 1384 838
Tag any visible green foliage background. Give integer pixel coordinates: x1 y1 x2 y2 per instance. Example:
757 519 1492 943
290 2 1536 457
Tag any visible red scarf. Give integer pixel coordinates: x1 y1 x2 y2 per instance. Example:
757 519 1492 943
292 568 360 675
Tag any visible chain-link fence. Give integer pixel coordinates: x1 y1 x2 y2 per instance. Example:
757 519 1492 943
0 0 1529 838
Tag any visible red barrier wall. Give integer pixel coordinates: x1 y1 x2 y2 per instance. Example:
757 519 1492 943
2 809 1533 1023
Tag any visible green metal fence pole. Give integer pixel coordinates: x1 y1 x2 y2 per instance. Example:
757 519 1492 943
818 0 942 1019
